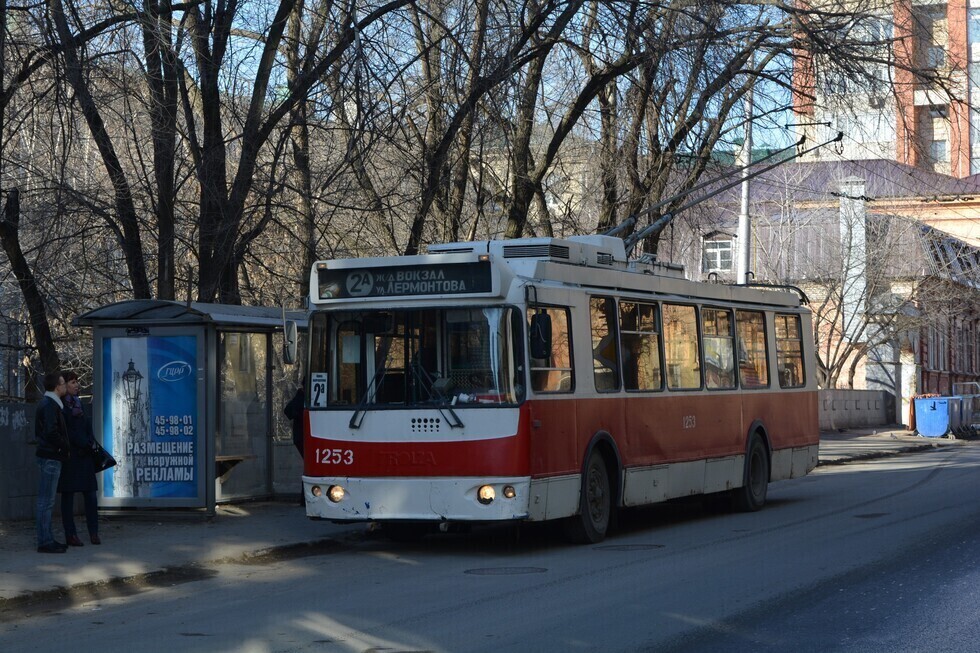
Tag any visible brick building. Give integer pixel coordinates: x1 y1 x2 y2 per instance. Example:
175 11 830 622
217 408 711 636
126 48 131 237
793 1 980 178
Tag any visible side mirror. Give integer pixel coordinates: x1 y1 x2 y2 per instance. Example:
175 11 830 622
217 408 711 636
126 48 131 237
529 311 552 360
283 319 298 365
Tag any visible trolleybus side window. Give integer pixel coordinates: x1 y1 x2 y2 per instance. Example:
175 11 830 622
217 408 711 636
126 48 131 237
619 300 663 391
663 304 701 390
590 296 621 392
527 305 574 393
776 313 805 388
702 307 736 390
735 310 769 389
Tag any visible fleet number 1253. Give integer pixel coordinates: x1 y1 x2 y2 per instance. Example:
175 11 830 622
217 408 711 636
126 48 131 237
315 448 354 465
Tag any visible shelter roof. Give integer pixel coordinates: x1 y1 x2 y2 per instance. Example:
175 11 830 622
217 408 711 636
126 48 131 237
73 300 308 329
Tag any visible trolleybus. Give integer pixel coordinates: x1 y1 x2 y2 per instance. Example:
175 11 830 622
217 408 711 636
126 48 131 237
300 234 819 542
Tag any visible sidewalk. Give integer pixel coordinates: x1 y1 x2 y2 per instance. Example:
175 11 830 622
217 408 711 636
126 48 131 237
0 501 364 610
817 426 963 465
0 428 966 610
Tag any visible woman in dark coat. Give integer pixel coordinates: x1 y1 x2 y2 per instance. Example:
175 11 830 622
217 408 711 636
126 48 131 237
58 371 101 545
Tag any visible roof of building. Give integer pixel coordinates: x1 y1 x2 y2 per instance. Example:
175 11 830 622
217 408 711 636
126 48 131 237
749 159 980 202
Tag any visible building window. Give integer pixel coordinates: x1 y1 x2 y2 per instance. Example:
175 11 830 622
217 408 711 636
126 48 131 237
930 139 948 163
702 238 733 273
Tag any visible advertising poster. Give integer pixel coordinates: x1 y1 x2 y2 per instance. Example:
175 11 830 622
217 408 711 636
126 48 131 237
101 335 200 499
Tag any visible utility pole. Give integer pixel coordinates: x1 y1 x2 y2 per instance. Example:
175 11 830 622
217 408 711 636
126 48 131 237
736 83 754 285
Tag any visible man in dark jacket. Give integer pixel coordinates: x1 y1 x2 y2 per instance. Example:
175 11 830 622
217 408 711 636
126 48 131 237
284 385 305 458
283 385 305 506
35 372 69 553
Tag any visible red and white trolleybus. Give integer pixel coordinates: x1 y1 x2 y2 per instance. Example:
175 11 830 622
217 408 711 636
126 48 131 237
300 235 819 542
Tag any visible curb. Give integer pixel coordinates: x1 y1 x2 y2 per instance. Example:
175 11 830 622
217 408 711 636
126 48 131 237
817 442 953 467
0 564 215 621
0 537 342 618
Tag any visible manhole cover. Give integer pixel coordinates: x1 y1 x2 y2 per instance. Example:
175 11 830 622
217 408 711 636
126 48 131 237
853 513 890 519
594 544 665 551
464 567 547 576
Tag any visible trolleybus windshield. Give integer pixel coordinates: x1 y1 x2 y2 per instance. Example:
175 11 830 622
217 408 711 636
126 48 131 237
309 306 525 409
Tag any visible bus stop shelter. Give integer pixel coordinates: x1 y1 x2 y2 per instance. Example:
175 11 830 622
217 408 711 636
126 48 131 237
74 300 307 513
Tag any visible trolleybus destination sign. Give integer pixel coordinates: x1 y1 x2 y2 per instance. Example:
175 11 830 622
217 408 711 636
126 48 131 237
318 261 492 299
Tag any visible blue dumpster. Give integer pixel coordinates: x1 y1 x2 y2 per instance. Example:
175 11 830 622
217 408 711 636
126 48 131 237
915 398 954 437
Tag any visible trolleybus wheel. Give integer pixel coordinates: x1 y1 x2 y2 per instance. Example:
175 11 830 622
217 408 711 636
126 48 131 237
564 450 612 543
733 433 769 512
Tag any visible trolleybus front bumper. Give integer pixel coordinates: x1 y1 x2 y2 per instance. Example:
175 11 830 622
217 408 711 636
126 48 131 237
303 476 532 522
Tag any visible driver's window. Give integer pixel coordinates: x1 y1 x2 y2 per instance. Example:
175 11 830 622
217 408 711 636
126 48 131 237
527 305 573 393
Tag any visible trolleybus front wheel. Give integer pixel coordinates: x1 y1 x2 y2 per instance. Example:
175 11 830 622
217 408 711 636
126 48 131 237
564 450 612 544
733 433 769 512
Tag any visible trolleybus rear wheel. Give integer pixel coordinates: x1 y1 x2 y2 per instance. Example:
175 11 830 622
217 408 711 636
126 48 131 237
733 433 769 512
564 450 612 543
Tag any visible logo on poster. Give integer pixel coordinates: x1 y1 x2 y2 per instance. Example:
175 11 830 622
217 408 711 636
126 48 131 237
158 360 193 382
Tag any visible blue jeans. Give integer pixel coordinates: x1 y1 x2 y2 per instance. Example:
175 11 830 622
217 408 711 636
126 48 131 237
35 458 62 547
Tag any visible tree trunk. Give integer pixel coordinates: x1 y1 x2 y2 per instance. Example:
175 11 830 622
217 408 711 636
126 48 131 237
49 0 152 299
504 55 548 240
287 2 316 301
142 0 179 300
0 189 59 374
445 0 489 241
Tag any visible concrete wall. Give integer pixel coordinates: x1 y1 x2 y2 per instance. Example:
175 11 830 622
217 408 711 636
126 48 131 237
819 389 895 431
1 402 37 520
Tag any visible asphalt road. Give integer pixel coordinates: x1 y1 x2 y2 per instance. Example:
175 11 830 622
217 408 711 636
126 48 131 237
4 445 980 653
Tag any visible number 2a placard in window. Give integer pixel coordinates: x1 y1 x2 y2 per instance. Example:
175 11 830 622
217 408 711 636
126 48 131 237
310 372 328 407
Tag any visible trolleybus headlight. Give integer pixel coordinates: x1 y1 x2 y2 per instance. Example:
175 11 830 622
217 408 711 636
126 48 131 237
311 485 322 497
328 485 346 503
477 485 495 505
502 485 516 499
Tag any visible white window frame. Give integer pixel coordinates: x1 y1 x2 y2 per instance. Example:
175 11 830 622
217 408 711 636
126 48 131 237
702 238 734 273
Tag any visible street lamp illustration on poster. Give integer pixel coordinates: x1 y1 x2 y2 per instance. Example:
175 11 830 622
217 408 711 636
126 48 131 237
113 359 150 497
101 335 200 500
122 360 143 432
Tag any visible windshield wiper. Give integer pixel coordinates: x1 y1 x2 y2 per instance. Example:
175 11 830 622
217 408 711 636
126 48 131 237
349 365 388 429
410 359 464 428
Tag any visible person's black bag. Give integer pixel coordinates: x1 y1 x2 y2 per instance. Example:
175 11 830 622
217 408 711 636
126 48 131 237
91 442 117 472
